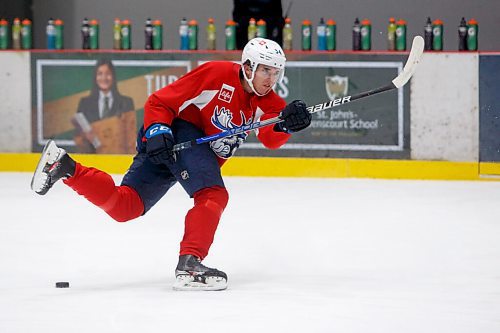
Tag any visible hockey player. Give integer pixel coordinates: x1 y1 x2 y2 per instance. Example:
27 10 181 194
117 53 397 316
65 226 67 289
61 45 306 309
31 38 311 291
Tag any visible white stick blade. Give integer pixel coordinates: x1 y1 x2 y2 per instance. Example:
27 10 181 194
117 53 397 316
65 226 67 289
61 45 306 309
392 36 424 88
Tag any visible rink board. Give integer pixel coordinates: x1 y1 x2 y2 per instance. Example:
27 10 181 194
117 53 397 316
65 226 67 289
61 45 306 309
0 153 497 181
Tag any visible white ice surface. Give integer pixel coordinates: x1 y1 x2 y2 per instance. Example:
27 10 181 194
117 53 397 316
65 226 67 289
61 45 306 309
1 173 500 333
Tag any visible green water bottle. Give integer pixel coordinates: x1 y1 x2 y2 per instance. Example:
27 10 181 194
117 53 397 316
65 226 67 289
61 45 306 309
395 19 406 51
207 18 216 50
387 17 396 50
0 19 8 49
89 19 99 49
432 19 443 51
21 19 32 49
225 19 236 50
121 19 131 50
12 18 21 49
188 19 198 50
257 19 266 38
282 17 292 50
360 19 371 51
54 19 64 49
467 18 478 51
301 19 312 51
153 19 163 50
326 19 336 51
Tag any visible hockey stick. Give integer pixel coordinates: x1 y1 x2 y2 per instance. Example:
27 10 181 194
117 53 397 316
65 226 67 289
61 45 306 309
172 35 424 152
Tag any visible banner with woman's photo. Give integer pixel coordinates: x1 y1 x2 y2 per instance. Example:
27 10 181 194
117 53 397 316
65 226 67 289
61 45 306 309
31 53 195 154
31 52 409 158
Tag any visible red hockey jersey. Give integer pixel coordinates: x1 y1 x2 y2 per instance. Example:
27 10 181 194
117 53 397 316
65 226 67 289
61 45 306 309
143 61 290 165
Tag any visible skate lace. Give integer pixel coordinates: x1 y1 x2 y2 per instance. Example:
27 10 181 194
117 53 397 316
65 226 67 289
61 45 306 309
48 161 61 173
39 158 65 193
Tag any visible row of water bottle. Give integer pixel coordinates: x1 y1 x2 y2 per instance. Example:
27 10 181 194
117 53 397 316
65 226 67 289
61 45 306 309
88 17 236 50
300 17 478 51
152 17 237 50
91 16 480 51
0 16 479 51
0 18 32 49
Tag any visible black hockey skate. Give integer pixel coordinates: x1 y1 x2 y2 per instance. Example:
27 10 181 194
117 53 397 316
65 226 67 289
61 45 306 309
31 140 75 195
173 254 228 291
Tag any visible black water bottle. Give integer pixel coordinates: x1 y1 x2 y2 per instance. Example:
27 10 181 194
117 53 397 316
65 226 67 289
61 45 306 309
424 17 433 51
352 17 361 51
81 17 90 49
144 18 153 50
458 17 467 51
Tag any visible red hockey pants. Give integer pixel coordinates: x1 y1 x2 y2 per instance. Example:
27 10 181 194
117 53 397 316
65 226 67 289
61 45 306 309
64 163 228 259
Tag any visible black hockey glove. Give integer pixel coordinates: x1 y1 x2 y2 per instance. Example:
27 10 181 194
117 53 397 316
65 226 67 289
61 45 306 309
274 100 311 133
145 123 176 164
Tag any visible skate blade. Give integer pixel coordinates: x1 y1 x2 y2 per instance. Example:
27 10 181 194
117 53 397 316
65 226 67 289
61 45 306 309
30 139 59 193
173 275 227 291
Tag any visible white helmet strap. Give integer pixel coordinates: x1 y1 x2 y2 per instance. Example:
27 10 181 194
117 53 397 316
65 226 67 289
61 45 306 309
243 60 266 97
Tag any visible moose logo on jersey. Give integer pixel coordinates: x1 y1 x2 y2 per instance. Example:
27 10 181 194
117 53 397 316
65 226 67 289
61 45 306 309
209 106 252 159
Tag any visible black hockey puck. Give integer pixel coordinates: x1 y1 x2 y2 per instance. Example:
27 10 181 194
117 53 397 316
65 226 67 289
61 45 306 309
55 282 70 288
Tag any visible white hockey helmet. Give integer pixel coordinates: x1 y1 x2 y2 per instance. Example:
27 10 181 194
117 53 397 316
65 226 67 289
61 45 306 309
241 37 286 96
